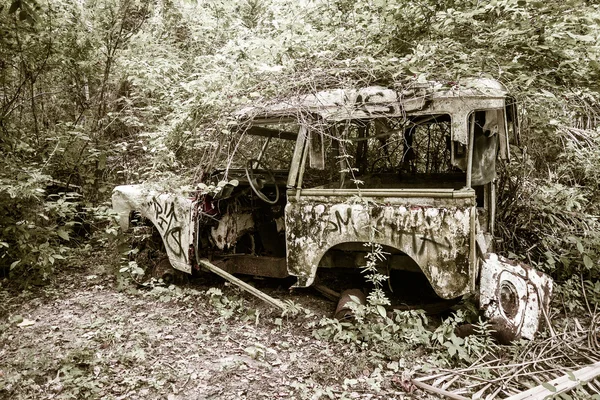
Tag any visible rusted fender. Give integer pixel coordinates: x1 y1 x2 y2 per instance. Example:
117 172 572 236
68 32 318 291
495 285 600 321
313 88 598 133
285 200 474 299
112 185 195 274
480 253 553 340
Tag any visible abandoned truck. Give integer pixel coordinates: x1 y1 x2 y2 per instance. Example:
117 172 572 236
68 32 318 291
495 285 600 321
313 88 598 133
113 78 552 339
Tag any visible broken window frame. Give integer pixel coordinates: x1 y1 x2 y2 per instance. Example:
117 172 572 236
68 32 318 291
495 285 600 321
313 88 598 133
288 107 510 195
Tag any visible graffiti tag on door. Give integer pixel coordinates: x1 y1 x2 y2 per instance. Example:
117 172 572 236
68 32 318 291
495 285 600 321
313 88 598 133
151 197 187 262
322 206 455 256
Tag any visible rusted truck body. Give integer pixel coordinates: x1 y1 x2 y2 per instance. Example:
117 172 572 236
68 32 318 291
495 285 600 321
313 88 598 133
113 79 552 339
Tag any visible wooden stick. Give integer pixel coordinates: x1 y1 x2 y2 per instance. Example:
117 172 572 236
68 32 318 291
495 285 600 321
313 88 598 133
486 385 503 400
197 258 286 311
411 379 470 400
441 375 460 390
414 372 450 382
436 356 563 375
470 382 492 400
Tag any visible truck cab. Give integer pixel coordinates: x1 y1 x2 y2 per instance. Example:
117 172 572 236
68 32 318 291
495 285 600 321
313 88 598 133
113 78 552 339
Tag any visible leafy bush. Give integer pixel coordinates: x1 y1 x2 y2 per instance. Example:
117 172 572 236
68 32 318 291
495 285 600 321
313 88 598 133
0 172 75 280
313 307 430 359
496 127 600 280
432 312 498 364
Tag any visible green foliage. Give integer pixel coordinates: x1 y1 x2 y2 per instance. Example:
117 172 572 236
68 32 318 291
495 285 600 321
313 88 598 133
1 0 150 281
554 276 600 319
0 177 77 280
2 0 600 289
496 127 600 279
313 308 431 359
313 301 500 365
431 312 498 364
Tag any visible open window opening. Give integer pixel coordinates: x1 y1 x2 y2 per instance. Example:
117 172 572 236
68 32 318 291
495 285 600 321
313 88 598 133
206 121 299 201
221 122 299 172
302 114 467 190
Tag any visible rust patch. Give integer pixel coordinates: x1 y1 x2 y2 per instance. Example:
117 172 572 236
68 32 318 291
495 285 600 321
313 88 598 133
285 199 474 299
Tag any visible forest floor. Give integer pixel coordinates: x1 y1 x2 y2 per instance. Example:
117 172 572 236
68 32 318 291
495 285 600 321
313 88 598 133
2 246 598 400
0 249 432 400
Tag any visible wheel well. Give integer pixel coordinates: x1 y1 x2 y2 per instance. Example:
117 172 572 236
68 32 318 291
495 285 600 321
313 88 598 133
315 242 446 306
127 211 165 252
317 242 421 272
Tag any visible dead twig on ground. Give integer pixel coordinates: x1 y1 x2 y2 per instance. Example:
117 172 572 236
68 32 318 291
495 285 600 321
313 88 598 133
414 308 600 399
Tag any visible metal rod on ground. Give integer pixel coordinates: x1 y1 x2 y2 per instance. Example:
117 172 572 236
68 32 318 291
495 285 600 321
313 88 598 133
197 258 286 311
505 361 600 400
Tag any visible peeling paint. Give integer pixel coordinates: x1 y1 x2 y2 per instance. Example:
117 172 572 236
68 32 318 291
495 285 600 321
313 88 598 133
285 194 476 299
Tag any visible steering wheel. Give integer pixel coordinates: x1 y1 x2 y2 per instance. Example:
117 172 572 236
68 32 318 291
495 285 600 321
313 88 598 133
245 158 280 204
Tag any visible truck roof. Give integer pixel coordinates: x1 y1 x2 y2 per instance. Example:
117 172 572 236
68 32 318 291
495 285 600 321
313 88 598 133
234 78 508 123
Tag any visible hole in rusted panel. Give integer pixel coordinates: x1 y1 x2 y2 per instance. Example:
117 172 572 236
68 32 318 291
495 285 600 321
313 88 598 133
499 281 519 319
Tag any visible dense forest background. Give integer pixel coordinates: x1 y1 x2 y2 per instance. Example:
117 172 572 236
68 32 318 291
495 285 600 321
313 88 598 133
1 0 600 285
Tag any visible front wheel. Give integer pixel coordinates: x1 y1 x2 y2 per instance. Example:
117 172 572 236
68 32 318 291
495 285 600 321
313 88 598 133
127 225 181 285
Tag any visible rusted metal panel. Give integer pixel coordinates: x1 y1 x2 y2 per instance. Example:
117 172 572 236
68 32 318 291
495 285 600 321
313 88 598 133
480 253 553 340
285 192 477 299
213 255 288 278
112 185 195 274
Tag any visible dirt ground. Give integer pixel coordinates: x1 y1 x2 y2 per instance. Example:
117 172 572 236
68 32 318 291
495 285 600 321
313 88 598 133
0 254 433 400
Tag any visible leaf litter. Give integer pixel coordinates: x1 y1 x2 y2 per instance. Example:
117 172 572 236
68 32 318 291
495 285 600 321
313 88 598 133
0 260 423 399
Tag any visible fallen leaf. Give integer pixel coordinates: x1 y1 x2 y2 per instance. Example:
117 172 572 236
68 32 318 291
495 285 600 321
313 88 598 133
17 319 36 328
